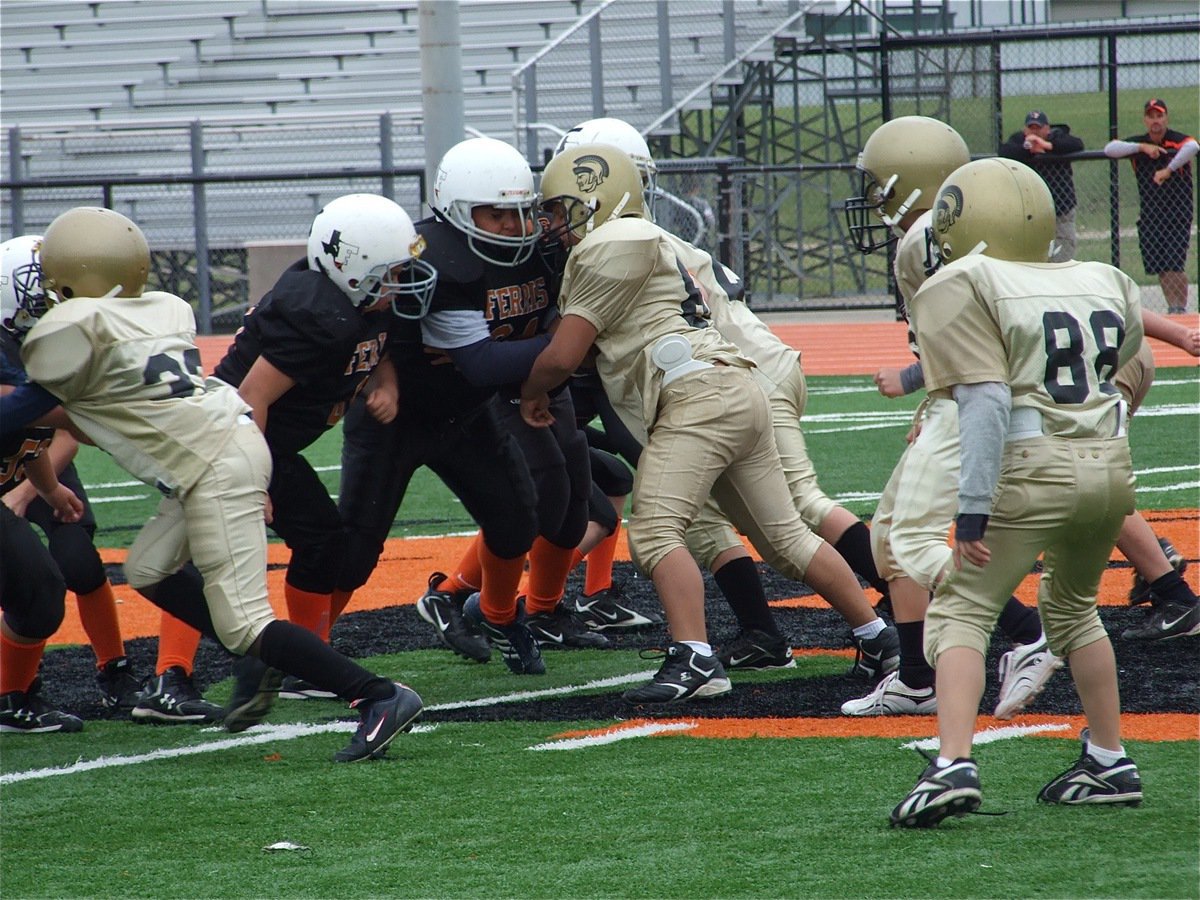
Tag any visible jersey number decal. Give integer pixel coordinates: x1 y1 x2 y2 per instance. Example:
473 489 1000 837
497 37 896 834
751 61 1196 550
1041 310 1124 404
143 348 203 399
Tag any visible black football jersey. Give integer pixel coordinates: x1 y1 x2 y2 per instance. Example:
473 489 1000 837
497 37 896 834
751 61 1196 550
0 330 53 496
214 260 390 454
388 218 557 418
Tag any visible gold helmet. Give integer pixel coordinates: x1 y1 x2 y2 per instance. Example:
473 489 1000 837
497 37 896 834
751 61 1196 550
844 116 970 253
538 142 644 244
40 207 150 303
930 158 1055 266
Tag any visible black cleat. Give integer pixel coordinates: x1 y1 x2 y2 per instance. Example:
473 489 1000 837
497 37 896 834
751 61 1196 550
132 667 223 724
623 643 732 704
416 572 492 663
1038 732 1142 806
0 680 83 734
891 757 982 828
526 601 611 649
850 624 901 682
1121 599 1200 641
569 585 663 631
718 629 796 670
334 682 423 763
463 593 545 674
223 656 283 733
96 656 143 712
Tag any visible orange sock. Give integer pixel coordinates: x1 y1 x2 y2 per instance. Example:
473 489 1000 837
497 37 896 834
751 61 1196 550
524 537 576 614
76 581 125 668
156 612 202 676
1 633 46 694
284 583 331 639
438 533 484 594
568 548 586 572
584 522 621 596
328 589 354 640
478 541 526 625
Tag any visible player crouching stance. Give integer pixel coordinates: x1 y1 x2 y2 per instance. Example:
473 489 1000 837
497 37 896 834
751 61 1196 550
890 160 1144 827
18 207 422 762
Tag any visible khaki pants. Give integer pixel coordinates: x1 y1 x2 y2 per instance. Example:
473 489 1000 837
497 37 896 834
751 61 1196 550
629 366 823 581
125 419 275 654
924 435 1134 662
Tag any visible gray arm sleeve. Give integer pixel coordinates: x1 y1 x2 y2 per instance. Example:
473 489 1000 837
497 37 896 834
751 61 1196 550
952 381 1012 516
1103 140 1140 158
899 361 926 395
1169 138 1199 171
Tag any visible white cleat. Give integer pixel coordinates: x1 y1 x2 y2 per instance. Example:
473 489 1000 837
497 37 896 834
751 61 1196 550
841 671 937 717
994 634 1063 720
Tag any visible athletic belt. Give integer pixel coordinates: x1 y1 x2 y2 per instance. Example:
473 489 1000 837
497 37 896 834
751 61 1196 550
1005 401 1127 442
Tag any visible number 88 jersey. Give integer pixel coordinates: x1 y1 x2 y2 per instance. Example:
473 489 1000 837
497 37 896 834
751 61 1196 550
910 256 1144 439
21 290 251 497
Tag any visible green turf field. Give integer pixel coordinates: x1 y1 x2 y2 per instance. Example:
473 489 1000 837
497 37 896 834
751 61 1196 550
3 369 1197 899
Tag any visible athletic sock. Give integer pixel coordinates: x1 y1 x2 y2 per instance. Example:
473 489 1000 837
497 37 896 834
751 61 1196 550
997 596 1042 645
712 555 778 635
584 522 621 596
0 633 45 694
156 612 202 676
524 537 576 614
328 589 355 638
75 581 125 669
896 620 935 690
852 618 886 640
438 532 483 595
284 583 331 639
1086 741 1127 766
681 640 714 656
254 620 391 703
1149 570 1197 607
833 521 890 596
478 541 526 626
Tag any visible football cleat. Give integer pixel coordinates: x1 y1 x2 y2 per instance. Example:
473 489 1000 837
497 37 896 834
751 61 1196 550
849 624 901 681
993 635 1063 719
278 675 339 701
1038 732 1142 806
622 643 732 704
841 671 936 716
891 756 982 828
525 601 611 649
96 656 143 712
569 585 663 631
463 593 545 675
718 629 796 670
131 667 224 724
223 655 284 733
1128 536 1187 606
1120 598 1200 642
0 680 84 734
334 682 424 763
416 572 491 663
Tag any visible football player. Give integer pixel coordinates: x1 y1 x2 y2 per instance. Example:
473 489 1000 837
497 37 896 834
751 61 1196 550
555 118 895 673
1 235 222 724
337 137 604 676
15 205 423 761
521 143 897 704
213 193 437 699
892 159 1144 826
841 116 1062 720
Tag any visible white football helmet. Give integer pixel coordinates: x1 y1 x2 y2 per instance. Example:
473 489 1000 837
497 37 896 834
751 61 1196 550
430 137 540 267
307 194 437 318
0 234 47 340
555 117 658 191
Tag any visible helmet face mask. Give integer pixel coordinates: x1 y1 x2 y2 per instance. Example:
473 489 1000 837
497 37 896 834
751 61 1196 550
0 234 47 341
40 207 150 303
539 143 644 245
307 193 437 317
431 138 541 267
843 116 971 254
928 158 1056 268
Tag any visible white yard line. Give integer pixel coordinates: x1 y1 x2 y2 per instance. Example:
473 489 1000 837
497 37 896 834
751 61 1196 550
1 673 655 785
900 721 1073 752
529 721 697 751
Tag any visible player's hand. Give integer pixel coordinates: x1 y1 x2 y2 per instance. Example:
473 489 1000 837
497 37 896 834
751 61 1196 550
47 484 84 523
365 384 398 425
264 493 273 526
1152 167 1172 185
906 420 922 444
520 394 553 428
1185 328 1200 356
874 367 906 398
954 538 990 570
423 345 453 366
1 483 36 517
1140 143 1163 159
